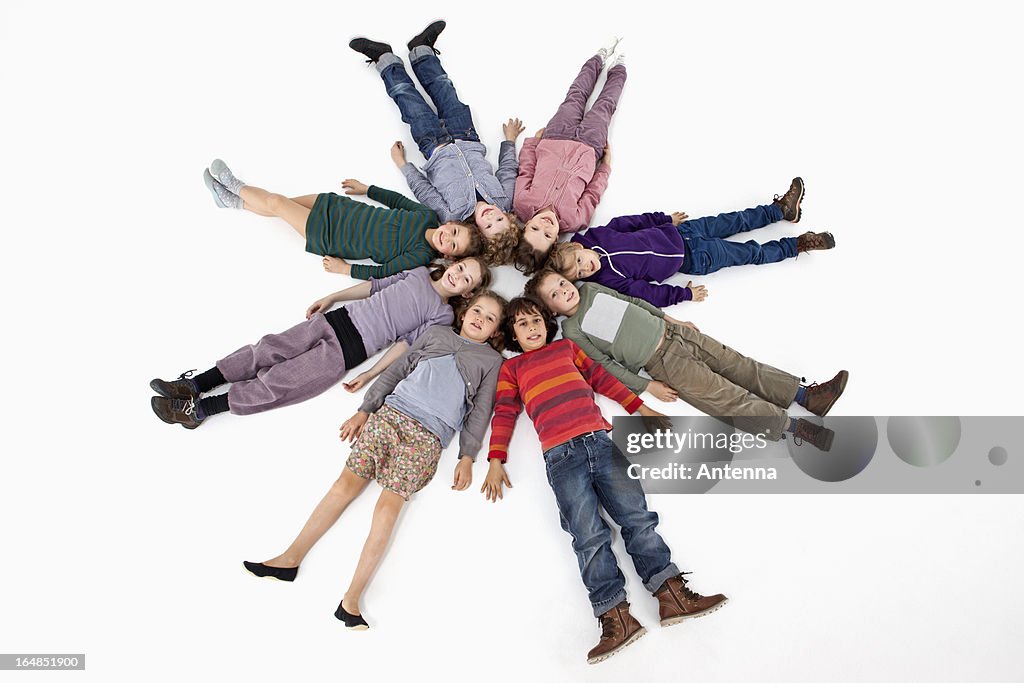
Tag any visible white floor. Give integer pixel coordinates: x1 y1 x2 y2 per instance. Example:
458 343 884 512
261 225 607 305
2 1 1022 681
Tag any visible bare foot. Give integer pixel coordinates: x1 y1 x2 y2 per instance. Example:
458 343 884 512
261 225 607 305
263 555 299 569
322 256 348 274
341 596 361 616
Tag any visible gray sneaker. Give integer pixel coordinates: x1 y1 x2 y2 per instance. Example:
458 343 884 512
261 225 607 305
204 169 242 209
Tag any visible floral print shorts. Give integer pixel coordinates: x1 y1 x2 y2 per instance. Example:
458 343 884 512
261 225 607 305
346 405 443 500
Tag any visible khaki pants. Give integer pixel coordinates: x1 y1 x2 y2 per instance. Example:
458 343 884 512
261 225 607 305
644 323 800 440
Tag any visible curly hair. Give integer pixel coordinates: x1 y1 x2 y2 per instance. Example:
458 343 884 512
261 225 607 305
456 220 486 258
501 296 559 353
513 238 551 275
481 215 524 266
428 256 493 293
522 268 562 306
546 241 584 280
451 289 510 352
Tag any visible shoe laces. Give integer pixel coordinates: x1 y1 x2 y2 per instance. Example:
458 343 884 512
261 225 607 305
175 397 197 416
598 611 620 640
177 369 196 381
675 572 703 601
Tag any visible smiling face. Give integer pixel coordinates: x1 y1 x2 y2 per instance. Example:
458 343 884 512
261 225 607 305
552 243 602 280
439 259 484 298
459 296 503 343
512 309 549 352
474 203 511 240
537 272 579 316
432 222 473 257
522 208 559 253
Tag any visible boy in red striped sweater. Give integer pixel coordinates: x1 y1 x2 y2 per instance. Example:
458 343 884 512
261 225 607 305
483 297 727 665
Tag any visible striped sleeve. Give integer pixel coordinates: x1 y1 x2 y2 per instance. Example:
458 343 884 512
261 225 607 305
487 362 523 463
367 185 433 214
350 248 434 281
569 340 643 413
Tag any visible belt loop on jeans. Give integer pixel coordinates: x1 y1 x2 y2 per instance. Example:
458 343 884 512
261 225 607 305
567 431 599 447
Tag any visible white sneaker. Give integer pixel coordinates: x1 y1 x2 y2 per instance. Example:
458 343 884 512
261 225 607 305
596 37 622 63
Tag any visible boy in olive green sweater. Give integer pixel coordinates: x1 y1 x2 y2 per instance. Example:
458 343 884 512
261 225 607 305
523 270 849 451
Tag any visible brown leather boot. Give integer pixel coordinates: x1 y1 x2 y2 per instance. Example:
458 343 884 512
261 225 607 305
773 177 805 222
792 418 835 452
654 573 728 627
796 231 836 252
150 396 204 429
802 370 849 417
587 601 647 665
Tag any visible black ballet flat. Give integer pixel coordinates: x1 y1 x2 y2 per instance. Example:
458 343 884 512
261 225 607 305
243 561 298 582
335 602 369 630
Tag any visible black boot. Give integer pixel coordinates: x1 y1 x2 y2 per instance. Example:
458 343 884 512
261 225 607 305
407 20 446 52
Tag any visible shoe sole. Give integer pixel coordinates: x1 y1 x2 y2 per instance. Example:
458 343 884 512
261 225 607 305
203 169 226 208
815 370 849 417
150 396 201 430
660 597 730 627
587 627 647 665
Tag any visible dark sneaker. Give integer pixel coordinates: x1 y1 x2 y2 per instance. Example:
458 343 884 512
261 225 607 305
797 231 836 253
150 370 199 400
151 396 203 429
802 370 849 416
407 20 446 52
587 601 647 665
792 418 835 452
335 601 369 630
654 573 728 627
773 177 805 222
243 561 297 582
348 37 393 64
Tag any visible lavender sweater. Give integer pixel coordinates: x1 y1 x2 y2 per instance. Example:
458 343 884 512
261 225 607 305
570 212 694 307
345 267 454 357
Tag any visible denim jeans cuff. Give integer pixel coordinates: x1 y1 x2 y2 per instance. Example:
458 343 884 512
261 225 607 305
591 589 628 618
409 45 436 62
645 563 680 593
375 53 403 74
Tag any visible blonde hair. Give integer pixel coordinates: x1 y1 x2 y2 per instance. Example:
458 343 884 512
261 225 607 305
546 241 584 279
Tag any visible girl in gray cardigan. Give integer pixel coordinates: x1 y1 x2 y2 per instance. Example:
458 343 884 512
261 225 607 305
242 291 507 629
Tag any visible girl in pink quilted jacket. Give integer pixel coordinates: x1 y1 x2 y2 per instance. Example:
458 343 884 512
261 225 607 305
513 40 626 273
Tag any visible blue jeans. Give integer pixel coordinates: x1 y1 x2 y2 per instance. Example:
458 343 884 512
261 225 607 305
378 50 479 160
543 431 679 617
680 204 798 276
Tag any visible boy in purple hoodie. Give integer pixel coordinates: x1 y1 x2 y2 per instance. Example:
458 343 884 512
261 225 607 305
545 178 835 306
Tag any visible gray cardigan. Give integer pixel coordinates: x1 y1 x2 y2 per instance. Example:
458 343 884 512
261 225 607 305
359 325 502 459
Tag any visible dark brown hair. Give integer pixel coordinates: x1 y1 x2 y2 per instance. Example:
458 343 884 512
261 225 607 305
501 296 559 353
522 268 562 305
452 289 509 352
513 238 550 275
457 221 486 258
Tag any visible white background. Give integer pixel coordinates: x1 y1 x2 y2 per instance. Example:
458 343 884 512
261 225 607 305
2 0 1023 680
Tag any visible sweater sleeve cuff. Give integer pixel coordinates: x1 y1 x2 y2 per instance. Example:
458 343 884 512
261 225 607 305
623 394 644 414
682 286 693 301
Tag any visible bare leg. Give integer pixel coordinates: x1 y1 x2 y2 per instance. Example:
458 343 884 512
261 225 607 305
340 488 406 616
239 186 313 237
244 194 318 217
263 467 371 568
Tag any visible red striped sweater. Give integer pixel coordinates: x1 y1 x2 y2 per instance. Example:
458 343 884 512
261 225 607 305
487 339 644 462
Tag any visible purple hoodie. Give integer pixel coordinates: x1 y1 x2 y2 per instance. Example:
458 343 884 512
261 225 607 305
570 212 694 307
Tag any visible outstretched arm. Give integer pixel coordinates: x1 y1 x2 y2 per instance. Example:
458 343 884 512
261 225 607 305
305 281 374 318
343 341 410 393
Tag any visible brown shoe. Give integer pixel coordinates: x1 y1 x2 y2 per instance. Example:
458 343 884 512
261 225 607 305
802 370 849 416
150 370 199 400
792 418 835 452
654 573 728 627
151 396 204 429
587 601 647 665
796 231 835 253
773 177 805 222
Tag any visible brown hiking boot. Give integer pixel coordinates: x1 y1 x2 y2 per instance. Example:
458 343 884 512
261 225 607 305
654 573 728 627
797 231 836 253
773 177 805 222
150 370 199 400
151 396 204 429
587 601 647 665
802 370 849 417
792 418 835 452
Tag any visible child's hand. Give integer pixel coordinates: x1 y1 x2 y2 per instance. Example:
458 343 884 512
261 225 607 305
646 380 679 403
452 457 473 491
602 143 612 166
686 281 708 302
637 404 673 432
481 459 512 502
390 141 407 167
503 118 525 141
671 211 689 226
339 411 369 442
306 296 334 319
342 372 372 393
342 179 369 195
533 127 546 139
323 256 351 276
